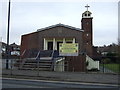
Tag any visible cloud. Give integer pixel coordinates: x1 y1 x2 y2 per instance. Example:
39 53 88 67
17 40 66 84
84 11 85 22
1 1 118 46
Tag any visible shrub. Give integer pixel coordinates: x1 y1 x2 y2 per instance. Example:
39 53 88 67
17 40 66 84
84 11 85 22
102 58 111 64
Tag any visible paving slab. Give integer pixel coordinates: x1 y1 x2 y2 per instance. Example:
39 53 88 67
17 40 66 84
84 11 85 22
2 69 119 85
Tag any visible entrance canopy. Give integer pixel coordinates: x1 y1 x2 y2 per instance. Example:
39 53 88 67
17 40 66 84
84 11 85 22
44 38 76 51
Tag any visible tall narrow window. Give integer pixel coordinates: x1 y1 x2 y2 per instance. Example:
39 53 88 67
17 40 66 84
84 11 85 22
86 34 89 36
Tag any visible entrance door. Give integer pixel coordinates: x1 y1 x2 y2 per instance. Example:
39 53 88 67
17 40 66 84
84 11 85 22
57 42 63 51
48 42 53 50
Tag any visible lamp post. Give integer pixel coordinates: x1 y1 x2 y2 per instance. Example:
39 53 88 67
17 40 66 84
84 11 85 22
6 0 11 69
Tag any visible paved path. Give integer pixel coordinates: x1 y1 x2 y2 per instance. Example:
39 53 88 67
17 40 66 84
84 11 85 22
2 69 119 85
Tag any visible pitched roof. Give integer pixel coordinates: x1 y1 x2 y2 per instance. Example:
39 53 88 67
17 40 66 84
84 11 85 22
10 43 20 47
0 42 7 46
83 11 92 14
37 23 84 32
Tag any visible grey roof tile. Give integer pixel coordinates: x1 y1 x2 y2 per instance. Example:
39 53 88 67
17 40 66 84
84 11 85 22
37 23 84 32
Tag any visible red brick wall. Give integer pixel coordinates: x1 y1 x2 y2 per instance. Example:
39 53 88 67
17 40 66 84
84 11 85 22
81 18 93 58
20 32 39 57
65 55 86 72
21 26 84 57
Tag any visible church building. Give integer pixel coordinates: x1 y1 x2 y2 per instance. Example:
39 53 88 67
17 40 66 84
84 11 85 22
20 5 97 72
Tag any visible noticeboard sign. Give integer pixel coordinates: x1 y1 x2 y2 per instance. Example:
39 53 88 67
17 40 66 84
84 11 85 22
59 43 79 56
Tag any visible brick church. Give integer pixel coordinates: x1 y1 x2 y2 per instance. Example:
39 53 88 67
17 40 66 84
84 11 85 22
20 5 96 72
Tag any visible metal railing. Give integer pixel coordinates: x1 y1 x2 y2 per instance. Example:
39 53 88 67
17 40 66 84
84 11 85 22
1 59 119 74
99 63 119 74
2 58 68 77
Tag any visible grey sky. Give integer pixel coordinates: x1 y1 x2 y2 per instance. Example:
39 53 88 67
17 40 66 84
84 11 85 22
118 1 120 44
0 0 119 46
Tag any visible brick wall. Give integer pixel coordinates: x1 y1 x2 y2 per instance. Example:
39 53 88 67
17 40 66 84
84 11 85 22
81 18 93 58
64 55 86 72
21 26 84 58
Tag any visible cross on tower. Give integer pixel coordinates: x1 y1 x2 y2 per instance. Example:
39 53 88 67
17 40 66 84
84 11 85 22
85 4 90 11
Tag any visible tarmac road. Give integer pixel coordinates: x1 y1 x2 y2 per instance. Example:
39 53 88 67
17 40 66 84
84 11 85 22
2 78 119 89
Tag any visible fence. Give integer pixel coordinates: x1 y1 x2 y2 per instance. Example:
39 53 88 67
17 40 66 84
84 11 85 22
2 58 67 71
1 59 119 75
100 63 119 74
2 59 19 70
2 59 119 88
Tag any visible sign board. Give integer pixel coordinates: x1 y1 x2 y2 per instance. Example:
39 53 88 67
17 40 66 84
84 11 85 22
59 43 79 56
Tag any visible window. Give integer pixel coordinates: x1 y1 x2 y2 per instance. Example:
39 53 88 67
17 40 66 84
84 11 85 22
85 14 87 16
86 34 89 36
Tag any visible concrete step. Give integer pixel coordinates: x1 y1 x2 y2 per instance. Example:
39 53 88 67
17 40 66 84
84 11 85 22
23 65 51 68
22 64 52 68
20 67 52 71
18 56 54 71
25 60 53 63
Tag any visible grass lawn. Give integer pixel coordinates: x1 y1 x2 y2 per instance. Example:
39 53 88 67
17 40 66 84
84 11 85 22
100 64 120 73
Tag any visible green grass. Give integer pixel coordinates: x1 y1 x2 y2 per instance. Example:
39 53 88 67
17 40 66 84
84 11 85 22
100 64 120 73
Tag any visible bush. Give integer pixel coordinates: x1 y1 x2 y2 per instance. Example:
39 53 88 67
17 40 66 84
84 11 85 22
102 58 111 64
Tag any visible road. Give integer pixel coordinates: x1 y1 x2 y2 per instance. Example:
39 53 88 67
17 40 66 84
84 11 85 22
2 78 119 89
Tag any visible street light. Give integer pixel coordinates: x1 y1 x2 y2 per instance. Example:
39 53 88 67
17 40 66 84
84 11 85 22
6 0 11 69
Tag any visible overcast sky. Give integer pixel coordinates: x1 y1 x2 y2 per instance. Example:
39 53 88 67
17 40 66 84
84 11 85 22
0 0 119 46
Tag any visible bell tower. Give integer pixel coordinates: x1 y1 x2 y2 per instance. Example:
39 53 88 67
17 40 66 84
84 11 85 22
81 4 93 58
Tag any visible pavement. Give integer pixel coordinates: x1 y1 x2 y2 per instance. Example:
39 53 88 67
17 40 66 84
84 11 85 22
2 69 119 85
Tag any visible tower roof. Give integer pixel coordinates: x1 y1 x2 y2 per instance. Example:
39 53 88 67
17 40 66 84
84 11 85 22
83 11 92 14
82 5 92 18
